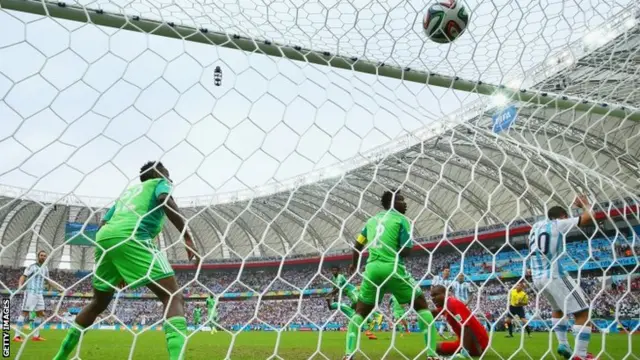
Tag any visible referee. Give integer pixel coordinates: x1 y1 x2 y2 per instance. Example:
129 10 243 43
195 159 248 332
506 282 532 337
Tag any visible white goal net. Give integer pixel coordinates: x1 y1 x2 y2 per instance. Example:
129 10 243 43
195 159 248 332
0 0 639 359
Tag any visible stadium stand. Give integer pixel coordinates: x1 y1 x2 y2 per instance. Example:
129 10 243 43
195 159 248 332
3 217 638 332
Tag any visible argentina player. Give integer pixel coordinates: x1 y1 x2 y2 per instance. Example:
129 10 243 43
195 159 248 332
14 250 60 342
452 273 471 306
528 195 596 360
432 267 453 288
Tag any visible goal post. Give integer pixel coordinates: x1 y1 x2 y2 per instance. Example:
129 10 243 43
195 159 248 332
2 0 640 122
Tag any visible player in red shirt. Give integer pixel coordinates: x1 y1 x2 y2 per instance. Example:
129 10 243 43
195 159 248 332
430 285 490 357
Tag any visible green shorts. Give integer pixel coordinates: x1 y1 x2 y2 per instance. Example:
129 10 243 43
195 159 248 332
93 237 174 292
358 261 422 306
208 313 218 322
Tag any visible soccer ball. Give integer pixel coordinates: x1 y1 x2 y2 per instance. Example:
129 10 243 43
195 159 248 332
423 0 470 44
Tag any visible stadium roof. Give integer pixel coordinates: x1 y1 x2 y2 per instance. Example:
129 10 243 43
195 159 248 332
1 7 640 270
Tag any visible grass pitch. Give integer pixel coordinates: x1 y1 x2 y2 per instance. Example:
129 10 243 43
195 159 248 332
8 329 639 359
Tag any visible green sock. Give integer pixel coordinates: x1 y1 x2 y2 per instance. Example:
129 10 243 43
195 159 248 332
417 310 438 356
338 304 356 319
164 316 188 360
345 314 364 355
53 323 84 360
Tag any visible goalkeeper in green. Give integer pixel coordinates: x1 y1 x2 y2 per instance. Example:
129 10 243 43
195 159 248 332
193 307 202 327
53 161 198 360
343 189 438 360
206 295 218 334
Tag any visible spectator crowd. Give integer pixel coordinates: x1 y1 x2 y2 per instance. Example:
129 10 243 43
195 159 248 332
3 234 639 330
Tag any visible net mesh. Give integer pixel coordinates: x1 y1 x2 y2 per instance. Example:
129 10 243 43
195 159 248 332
0 0 639 359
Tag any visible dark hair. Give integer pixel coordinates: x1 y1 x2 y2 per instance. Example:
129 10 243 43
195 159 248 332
547 206 568 220
431 285 446 294
37 250 47 256
140 161 164 182
381 189 400 210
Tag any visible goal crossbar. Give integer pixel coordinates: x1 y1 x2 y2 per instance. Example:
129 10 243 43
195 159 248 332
2 0 640 122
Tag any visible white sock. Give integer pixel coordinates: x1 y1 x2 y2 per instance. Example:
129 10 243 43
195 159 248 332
552 318 570 346
573 324 592 357
33 317 42 337
15 315 25 338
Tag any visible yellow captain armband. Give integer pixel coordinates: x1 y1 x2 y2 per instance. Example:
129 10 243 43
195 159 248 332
356 234 367 245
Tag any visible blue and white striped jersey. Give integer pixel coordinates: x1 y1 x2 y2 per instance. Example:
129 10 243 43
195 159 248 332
528 217 580 280
452 281 470 302
23 263 49 295
432 275 453 288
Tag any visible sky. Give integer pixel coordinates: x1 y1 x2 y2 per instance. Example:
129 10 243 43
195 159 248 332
0 0 634 205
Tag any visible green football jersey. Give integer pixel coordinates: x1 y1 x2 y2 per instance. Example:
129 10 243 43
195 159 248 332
358 209 412 263
194 308 202 317
389 295 404 314
97 178 173 241
206 296 217 312
332 274 356 293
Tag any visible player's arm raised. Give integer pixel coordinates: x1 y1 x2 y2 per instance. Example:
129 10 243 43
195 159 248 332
557 194 594 234
573 194 594 227
159 193 198 264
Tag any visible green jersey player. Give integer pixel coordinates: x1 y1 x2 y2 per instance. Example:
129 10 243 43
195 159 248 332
54 161 197 360
193 307 202 326
343 190 437 360
330 266 359 306
206 295 218 334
